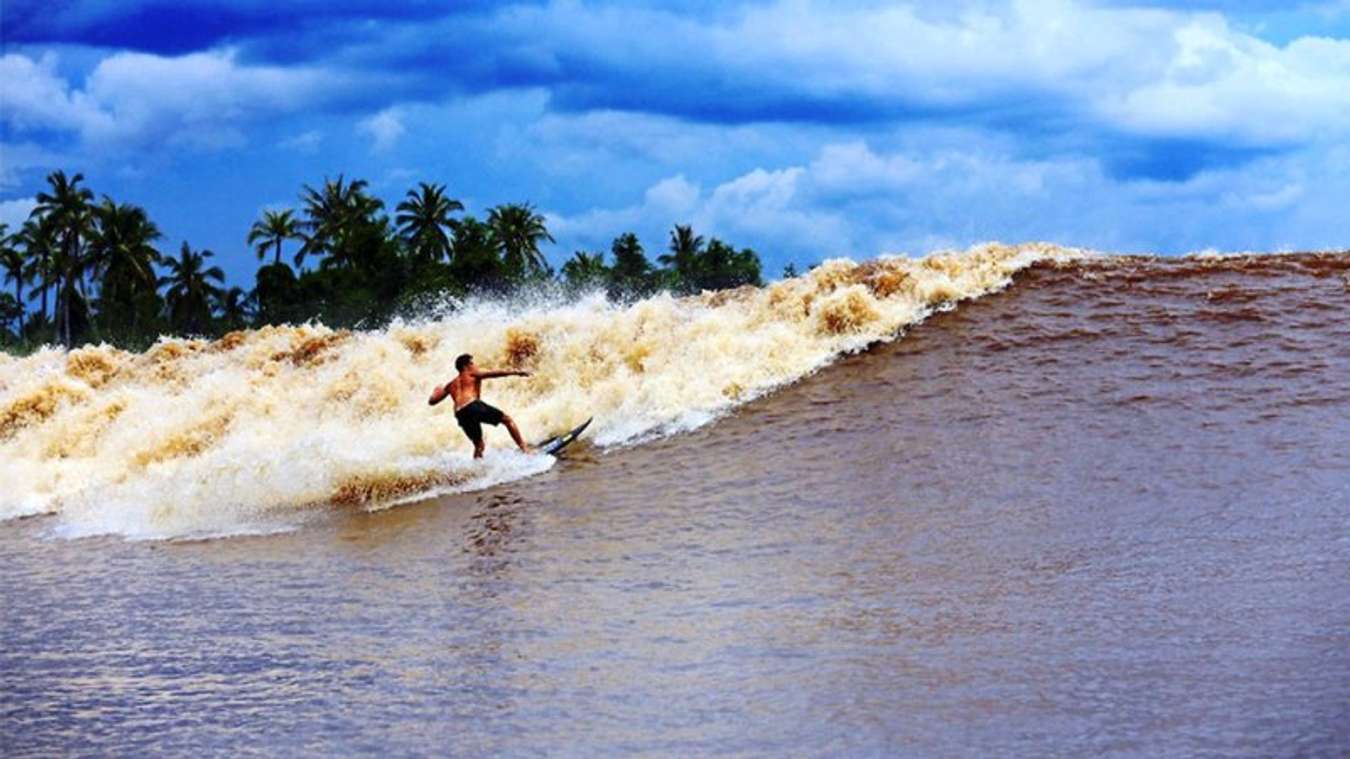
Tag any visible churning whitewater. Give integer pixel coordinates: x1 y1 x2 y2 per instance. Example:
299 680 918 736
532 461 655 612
0 243 1085 539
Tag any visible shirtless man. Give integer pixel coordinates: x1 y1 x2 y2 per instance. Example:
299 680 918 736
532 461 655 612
429 354 531 458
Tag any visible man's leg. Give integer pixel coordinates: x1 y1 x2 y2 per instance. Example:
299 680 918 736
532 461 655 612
501 413 530 453
462 419 485 459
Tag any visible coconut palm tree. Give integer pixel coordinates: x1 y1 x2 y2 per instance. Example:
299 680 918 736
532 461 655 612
247 209 301 266
33 170 95 345
15 218 54 324
0 225 25 335
160 242 224 335
486 203 554 280
658 224 705 294
0 293 21 340
396 182 462 266
607 232 653 299
296 175 384 270
213 286 252 331
90 198 162 335
253 259 298 326
699 238 763 291
560 250 609 293
448 215 505 292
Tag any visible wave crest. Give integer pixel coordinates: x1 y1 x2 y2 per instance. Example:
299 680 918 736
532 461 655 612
0 242 1085 539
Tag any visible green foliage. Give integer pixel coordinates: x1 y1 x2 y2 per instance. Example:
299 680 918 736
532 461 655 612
396 182 462 266
296 175 385 270
160 242 225 336
607 232 655 300
14 218 55 330
33 170 96 346
488 203 554 284
696 238 763 291
448 216 507 295
91 197 163 337
215 287 253 332
3 170 771 354
561 251 610 294
0 292 23 342
656 224 763 294
247 209 301 266
253 262 300 325
0 224 25 337
657 224 703 293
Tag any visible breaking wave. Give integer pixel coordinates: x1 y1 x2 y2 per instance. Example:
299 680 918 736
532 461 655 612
0 242 1086 539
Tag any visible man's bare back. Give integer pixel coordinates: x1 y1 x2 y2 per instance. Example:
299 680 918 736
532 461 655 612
428 353 531 458
445 371 485 411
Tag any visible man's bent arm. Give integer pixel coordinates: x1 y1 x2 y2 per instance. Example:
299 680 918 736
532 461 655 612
429 383 450 406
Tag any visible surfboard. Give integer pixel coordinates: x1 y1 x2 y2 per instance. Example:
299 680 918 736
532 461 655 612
536 417 593 456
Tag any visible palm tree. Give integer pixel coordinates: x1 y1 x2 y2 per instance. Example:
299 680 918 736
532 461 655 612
296 175 384 270
15 218 54 324
608 232 653 299
448 215 505 292
214 286 252 331
560 250 609 293
247 209 301 266
160 242 224 335
253 260 298 326
699 238 763 290
396 182 462 265
486 203 554 280
90 198 162 335
0 293 21 340
33 170 95 345
0 224 25 335
658 224 705 294
0 224 23 330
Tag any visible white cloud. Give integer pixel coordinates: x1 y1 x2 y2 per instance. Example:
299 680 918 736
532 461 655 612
548 154 850 262
1223 182 1304 212
503 0 1350 147
358 108 406 153
0 53 112 135
808 142 922 196
1100 18 1350 145
643 175 700 216
525 109 779 166
0 141 68 189
0 197 37 231
1 49 344 151
278 130 323 154
545 134 1350 269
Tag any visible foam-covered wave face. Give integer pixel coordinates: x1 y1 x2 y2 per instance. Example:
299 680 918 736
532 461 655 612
0 243 1087 539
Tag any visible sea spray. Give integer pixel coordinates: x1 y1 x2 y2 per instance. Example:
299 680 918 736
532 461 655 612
0 242 1088 538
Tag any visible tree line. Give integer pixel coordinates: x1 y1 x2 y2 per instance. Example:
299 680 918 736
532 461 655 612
0 170 763 351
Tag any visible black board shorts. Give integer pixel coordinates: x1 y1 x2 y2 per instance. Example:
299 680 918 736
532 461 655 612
454 400 505 444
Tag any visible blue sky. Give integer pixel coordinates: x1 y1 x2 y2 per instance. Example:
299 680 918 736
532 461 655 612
4 0 1350 287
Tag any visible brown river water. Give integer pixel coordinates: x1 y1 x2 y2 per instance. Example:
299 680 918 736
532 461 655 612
2 246 1349 756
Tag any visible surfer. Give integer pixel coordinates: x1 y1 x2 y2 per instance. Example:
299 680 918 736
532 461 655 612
429 354 532 458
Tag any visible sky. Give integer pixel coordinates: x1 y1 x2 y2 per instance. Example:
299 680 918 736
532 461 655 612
4 0 1350 287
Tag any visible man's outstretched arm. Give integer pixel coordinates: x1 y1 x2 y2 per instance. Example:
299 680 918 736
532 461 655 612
472 369 531 380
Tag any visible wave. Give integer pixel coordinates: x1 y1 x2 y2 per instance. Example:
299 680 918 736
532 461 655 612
0 242 1086 539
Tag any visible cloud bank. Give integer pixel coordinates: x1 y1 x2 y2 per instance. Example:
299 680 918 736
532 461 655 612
2 0 1347 282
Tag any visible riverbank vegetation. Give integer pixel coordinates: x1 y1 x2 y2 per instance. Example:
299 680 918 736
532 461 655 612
1 171 763 352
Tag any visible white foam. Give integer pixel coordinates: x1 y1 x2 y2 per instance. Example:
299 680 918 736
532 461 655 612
0 243 1089 539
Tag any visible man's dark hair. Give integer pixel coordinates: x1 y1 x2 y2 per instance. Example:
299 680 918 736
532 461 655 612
455 354 474 372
